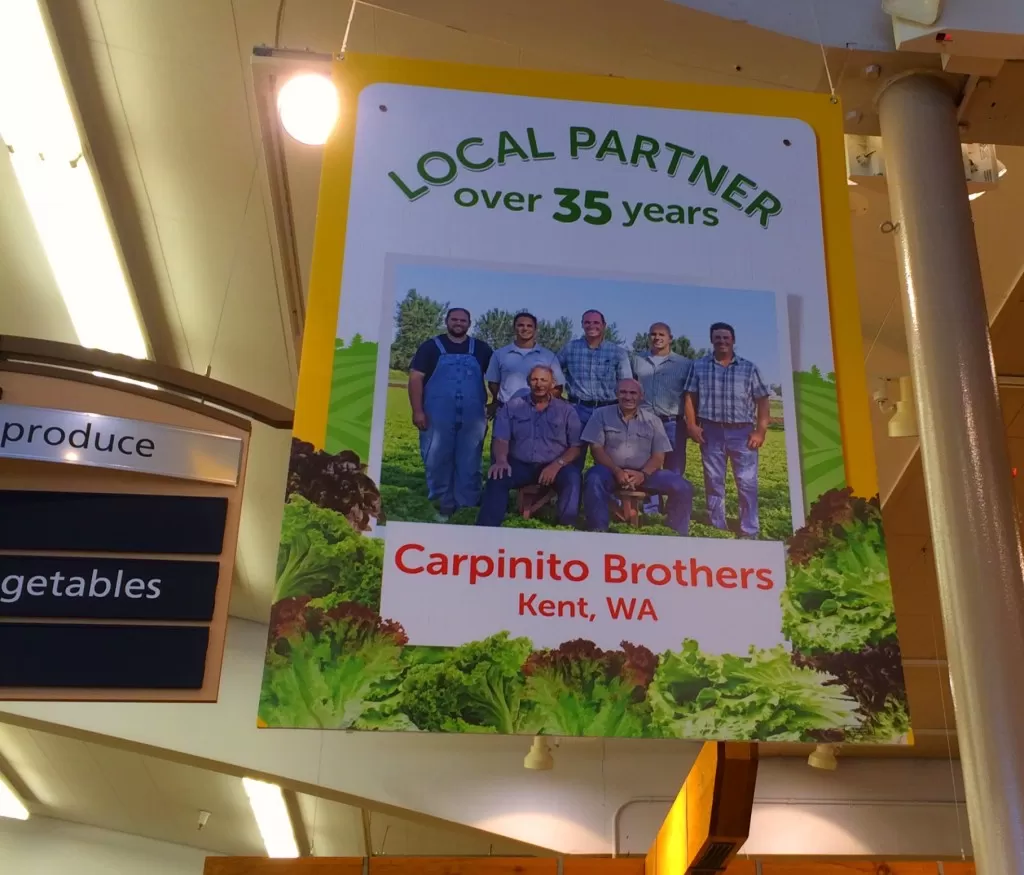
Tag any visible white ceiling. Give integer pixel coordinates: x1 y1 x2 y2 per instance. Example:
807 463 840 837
0 720 540 857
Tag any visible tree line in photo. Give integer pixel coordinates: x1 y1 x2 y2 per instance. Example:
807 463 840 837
389 288 786 540
390 289 709 368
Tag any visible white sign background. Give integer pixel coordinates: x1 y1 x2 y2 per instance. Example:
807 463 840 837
381 522 786 653
335 85 832 652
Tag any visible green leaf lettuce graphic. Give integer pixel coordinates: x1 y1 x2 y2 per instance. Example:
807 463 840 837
649 640 860 741
399 633 535 734
782 489 895 654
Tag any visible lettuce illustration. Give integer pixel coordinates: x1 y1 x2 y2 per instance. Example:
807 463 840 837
782 488 894 654
522 639 656 737
782 489 909 734
275 495 383 608
649 639 860 741
287 439 382 532
399 632 534 734
845 695 910 743
259 597 409 729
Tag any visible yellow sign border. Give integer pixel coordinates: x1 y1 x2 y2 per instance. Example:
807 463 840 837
297 53 876 498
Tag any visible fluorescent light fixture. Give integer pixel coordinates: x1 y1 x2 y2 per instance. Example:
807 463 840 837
242 777 299 858
0 0 148 359
0 773 29 821
91 371 160 391
277 73 339 145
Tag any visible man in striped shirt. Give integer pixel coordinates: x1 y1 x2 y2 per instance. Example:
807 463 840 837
682 322 770 538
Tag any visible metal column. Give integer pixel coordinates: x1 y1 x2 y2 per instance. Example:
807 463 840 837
877 72 1024 873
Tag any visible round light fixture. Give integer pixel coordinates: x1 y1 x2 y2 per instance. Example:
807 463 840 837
807 743 838 771
524 736 554 771
277 73 339 145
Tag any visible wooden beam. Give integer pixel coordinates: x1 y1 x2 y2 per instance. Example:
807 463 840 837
564 861 644 875
0 335 294 429
369 860 555 875
760 865 945 874
204 860 362 875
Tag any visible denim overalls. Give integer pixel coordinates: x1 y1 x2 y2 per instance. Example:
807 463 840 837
419 337 487 514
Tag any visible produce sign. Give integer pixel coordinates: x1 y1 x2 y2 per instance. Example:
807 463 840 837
258 55 909 743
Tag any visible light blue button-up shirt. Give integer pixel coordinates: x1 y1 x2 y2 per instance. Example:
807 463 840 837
631 352 693 418
580 406 672 470
485 344 565 404
493 395 581 464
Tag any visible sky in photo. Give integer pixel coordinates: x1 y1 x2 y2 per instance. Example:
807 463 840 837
392 261 787 385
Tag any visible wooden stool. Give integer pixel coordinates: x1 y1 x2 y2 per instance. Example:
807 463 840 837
613 489 647 528
518 484 555 519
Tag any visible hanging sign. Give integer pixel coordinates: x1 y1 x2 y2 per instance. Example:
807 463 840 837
0 403 243 484
0 368 248 702
258 54 910 744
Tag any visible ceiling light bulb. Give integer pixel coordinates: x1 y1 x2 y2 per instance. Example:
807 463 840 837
277 74 339 145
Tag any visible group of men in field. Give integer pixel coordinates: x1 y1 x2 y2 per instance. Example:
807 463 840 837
407 307 771 538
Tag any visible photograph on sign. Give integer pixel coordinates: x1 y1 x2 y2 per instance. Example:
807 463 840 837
374 260 800 545
258 60 908 745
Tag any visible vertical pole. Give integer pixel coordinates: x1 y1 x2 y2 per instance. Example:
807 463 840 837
877 71 1024 874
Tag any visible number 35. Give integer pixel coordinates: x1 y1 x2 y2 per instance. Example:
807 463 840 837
552 188 613 226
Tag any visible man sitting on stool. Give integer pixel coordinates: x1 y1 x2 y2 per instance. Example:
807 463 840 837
581 379 693 535
476 366 582 528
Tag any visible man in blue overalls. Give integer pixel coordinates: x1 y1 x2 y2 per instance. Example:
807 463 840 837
409 308 493 522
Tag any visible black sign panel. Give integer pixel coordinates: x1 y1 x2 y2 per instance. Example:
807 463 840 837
0 557 219 621
0 492 227 555
0 624 209 689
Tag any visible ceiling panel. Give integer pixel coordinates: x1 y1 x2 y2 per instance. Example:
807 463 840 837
758 734 959 758
367 811 541 857
904 665 956 734
298 793 365 857
0 722 551 858
0 723 265 855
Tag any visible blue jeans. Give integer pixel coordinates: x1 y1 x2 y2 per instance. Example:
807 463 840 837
572 402 615 471
700 421 759 537
419 416 487 514
662 418 687 475
644 417 687 512
476 458 581 527
584 464 693 535
420 340 487 514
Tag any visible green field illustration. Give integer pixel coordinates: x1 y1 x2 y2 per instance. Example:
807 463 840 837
794 368 846 506
324 337 377 460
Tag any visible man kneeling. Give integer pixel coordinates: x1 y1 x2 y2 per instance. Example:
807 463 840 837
581 379 693 535
477 366 583 527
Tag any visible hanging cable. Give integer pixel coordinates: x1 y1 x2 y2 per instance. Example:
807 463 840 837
341 0 358 57
806 0 838 103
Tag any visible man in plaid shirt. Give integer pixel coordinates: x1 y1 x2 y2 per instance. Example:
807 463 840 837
681 322 770 538
558 309 632 469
